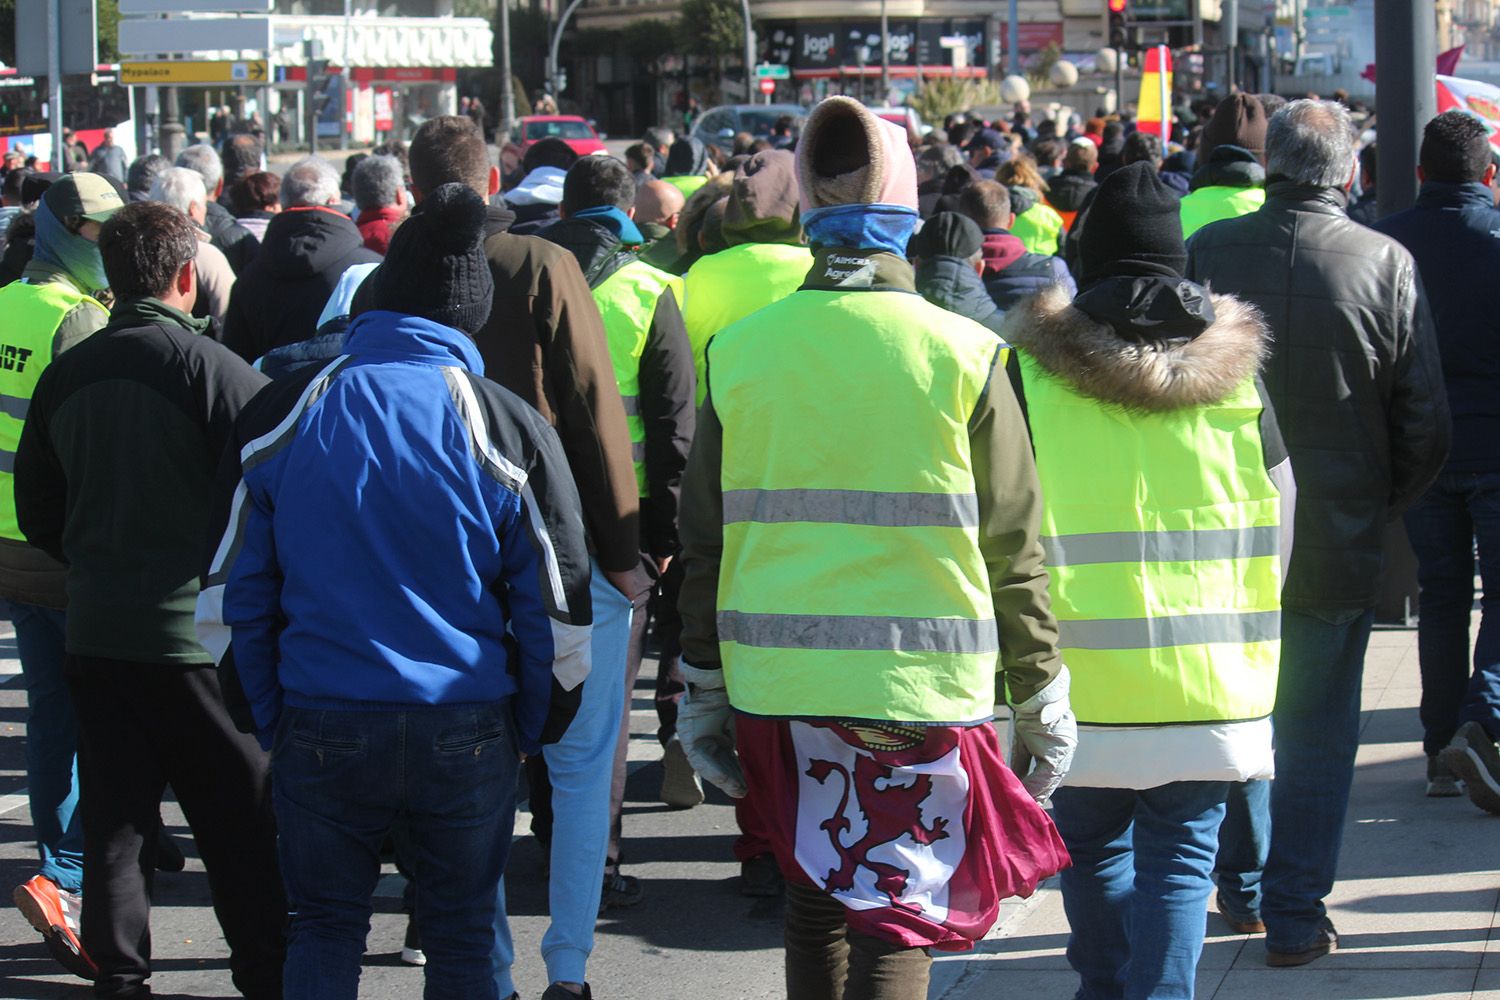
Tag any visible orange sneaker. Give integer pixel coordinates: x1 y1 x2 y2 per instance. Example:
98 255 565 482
13 875 96 980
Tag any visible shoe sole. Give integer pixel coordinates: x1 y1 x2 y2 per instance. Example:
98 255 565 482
1426 777 1464 798
660 742 705 810
13 885 97 980
1439 742 1500 815
1266 938 1336 967
400 946 427 966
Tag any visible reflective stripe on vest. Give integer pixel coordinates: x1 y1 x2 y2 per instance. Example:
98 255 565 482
592 259 684 497
1019 353 1282 727
0 280 101 541
712 288 1001 724
683 242 813 405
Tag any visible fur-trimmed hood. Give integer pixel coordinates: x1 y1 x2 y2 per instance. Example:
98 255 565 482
1003 283 1269 411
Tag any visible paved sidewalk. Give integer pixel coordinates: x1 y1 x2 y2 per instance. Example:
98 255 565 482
932 624 1500 1000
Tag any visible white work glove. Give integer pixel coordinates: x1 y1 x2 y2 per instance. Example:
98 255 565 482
677 662 746 799
1005 666 1077 806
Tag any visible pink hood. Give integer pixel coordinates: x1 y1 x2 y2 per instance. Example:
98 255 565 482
796 96 919 214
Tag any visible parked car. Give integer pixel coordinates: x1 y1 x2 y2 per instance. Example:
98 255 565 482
690 104 807 149
869 106 931 139
515 115 607 156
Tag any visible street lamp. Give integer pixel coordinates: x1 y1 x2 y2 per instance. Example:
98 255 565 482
879 0 889 105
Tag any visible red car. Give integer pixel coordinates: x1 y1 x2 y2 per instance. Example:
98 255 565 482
516 115 606 156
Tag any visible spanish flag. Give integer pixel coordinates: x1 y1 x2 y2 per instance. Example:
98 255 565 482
1138 45 1173 142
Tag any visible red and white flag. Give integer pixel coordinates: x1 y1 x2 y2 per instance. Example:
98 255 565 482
737 716 1070 951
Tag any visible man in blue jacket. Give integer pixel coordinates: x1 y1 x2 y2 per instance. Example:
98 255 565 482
206 183 594 1000
1376 111 1500 809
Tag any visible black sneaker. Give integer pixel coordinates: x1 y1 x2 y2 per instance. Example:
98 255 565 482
1266 917 1338 967
401 913 426 966
600 870 644 912
1427 755 1463 798
541 983 592 999
740 853 784 898
1439 721 1500 814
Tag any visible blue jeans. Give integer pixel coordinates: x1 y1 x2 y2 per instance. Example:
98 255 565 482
273 702 519 1000
9 600 83 893
1215 607 1375 952
1404 472 1500 756
1052 781 1229 1000
493 561 634 993
1212 780 1269 921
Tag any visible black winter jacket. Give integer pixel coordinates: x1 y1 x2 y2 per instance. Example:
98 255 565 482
203 200 259 274
915 255 1005 336
1187 182 1451 611
1375 181 1500 474
220 206 381 364
15 298 268 662
536 215 696 556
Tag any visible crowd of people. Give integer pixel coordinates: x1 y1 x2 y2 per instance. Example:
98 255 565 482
0 86 1492 1000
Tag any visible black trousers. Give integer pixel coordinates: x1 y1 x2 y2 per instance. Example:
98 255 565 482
65 655 286 999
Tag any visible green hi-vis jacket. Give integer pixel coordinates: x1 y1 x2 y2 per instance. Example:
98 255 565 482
677 247 1062 724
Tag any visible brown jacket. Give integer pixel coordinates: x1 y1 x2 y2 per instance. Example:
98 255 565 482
475 205 640 571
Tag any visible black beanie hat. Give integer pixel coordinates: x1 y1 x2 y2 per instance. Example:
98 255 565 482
370 182 494 335
908 212 983 260
1079 161 1186 290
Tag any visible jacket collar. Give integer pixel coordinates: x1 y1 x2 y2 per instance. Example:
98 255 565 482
1416 180 1496 212
20 259 89 295
537 216 635 289
344 310 486 375
1004 284 1269 411
483 202 517 238
1263 179 1350 214
979 230 1027 275
799 248 916 293
356 204 406 226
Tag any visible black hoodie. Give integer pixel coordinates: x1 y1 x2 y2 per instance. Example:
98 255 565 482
221 205 381 363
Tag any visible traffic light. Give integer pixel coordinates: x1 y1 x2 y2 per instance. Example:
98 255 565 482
1107 0 1133 51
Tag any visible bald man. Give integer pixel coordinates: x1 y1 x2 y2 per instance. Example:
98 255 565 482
637 179 687 272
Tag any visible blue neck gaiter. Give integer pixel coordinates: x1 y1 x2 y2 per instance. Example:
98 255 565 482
32 198 109 293
803 204 920 257
574 205 645 245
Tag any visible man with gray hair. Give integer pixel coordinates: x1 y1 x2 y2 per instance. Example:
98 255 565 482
176 144 258 274
221 156 380 363
149 166 236 322
1188 99 1450 967
352 154 408 255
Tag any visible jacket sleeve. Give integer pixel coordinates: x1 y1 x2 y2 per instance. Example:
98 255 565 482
1256 376 1297 584
538 250 642 572
196 439 259 735
969 347 1063 706
638 287 697 557
1386 262 1451 514
14 372 67 564
677 389 724 670
495 406 595 755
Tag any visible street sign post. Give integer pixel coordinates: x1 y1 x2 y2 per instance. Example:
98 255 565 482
120 59 269 86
